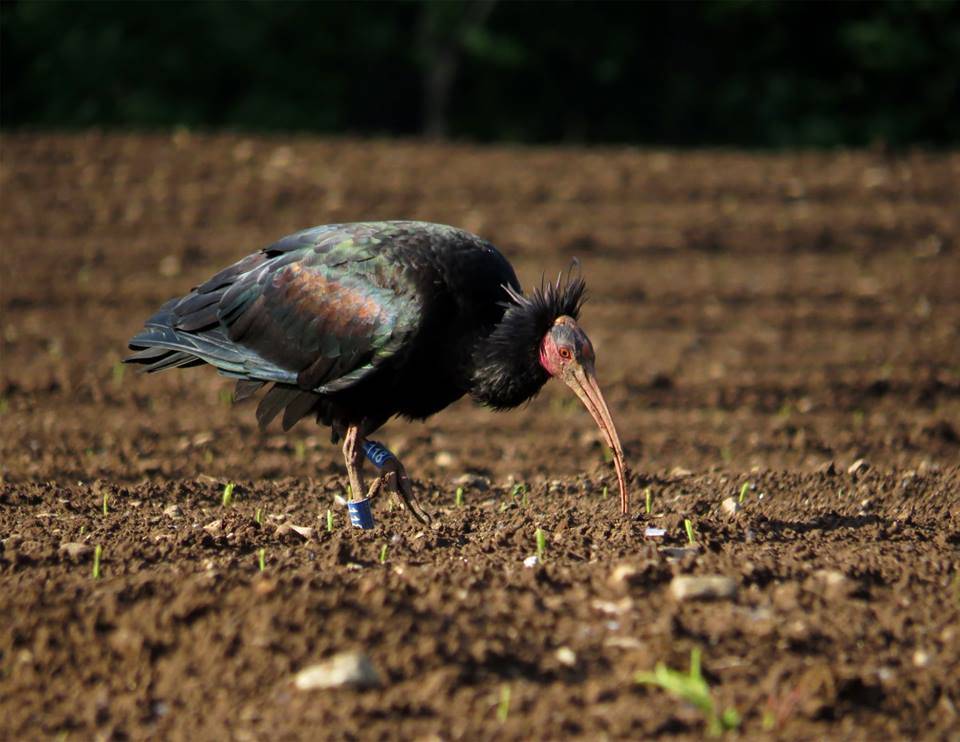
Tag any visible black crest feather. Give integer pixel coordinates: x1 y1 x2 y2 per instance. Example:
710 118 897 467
470 265 588 410
502 264 587 333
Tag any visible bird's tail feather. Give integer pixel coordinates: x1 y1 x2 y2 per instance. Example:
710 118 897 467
126 322 296 386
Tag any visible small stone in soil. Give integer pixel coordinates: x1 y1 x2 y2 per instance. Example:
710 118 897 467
275 523 313 539
294 651 381 690
451 473 490 491
59 542 93 560
721 497 741 516
670 575 738 601
555 647 577 666
661 547 700 560
848 458 870 476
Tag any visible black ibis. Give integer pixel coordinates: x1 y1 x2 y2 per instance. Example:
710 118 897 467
126 221 628 523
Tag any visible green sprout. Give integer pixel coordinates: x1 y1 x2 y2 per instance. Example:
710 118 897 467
379 544 388 564
496 683 511 722
92 545 102 579
738 482 750 504
254 507 263 525
455 486 464 507
219 388 233 407
635 648 741 737
685 519 696 545
602 485 609 499
102 492 109 516
535 527 547 561
644 487 652 515
222 482 235 507
111 362 126 387
762 710 777 731
511 482 528 507
326 509 334 532
258 548 266 572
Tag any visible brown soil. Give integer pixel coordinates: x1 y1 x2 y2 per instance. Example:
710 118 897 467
1 133 958 740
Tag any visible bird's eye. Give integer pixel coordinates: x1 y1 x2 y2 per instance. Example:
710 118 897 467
558 347 573 361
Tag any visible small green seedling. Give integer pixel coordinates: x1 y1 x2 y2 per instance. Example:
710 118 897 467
602 484 609 499
685 518 696 545
496 683 511 722
644 487 652 515
258 548 266 572
511 482 527 506
222 482 235 506
111 362 125 387
535 527 547 561
326 509 334 532
255 507 263 525
455 487 464 507
102 492 109 516
635 648 740 737
738 482 750 504
294 440 306 462
92 545 102 580
762 710 777 731
379 544 388 564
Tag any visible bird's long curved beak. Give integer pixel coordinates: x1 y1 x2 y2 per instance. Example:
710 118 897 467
563 362 629 514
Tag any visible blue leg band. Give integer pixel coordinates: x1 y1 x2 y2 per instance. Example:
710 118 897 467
362 440 395 469
347 498 375 529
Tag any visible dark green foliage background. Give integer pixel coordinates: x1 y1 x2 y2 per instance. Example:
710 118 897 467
3 0 959 146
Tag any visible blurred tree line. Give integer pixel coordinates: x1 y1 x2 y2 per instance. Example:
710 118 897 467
3 0 959 147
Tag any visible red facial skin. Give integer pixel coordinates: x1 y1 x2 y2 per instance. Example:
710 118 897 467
538 316 629 514
539 316 595 376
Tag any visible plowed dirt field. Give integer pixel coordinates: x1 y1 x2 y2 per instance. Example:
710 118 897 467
2 133 958 739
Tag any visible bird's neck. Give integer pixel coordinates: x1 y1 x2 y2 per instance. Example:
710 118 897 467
468 307 551 410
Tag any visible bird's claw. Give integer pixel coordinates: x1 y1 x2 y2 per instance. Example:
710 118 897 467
367 459 432 525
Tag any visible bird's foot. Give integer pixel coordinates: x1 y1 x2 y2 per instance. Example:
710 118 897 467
363 441 432 525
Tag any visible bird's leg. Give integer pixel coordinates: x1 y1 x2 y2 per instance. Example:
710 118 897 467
341 424 366 501
362 440 431 525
